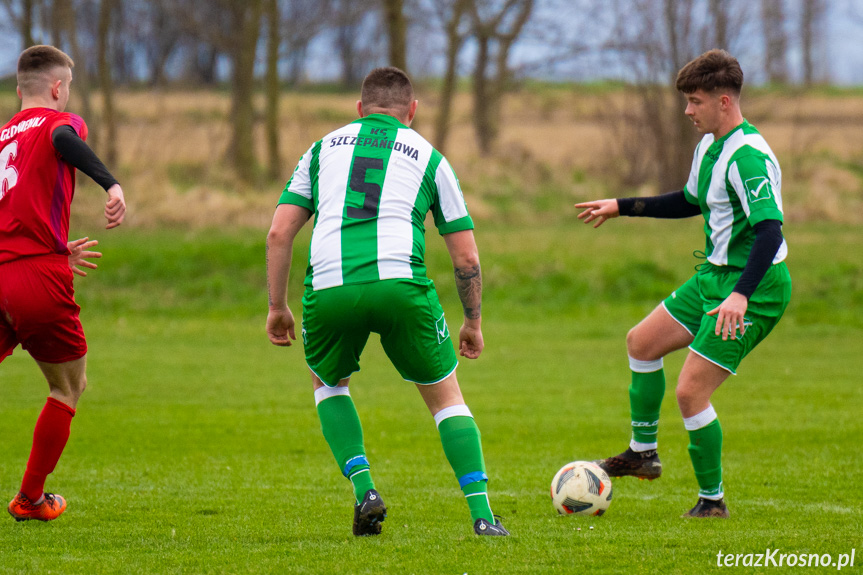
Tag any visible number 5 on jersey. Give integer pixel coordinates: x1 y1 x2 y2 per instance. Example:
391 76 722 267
347 156 384 220
0 141 19 200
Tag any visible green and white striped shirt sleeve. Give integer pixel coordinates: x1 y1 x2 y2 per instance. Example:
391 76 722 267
278 143 317 210
432 156 473 235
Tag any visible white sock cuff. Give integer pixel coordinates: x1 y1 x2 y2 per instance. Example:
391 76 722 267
683 405 718 431
630 440 658 452
434 404 473 427
629 356 663 373
314 385 351 405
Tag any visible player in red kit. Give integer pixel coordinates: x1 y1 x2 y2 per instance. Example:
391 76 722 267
1 45 126 522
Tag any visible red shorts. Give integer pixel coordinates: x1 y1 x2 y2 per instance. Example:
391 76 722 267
0 254 87 364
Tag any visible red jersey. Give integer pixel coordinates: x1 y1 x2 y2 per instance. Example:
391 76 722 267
0 107 87 264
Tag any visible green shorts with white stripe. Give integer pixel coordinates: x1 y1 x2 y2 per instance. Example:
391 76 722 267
663 262 791 374
301 278 458 386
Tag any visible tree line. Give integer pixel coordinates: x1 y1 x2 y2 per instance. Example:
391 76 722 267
0 0 838 188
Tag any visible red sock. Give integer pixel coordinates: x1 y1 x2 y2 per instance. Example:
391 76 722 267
20 397 76 502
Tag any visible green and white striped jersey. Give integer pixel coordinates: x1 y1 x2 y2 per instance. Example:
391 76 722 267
278 114 473 290
684 120 787 268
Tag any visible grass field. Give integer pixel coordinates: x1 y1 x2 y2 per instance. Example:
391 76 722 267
1 219 861 574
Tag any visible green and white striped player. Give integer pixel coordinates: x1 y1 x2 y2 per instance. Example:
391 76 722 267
266 67 508 537
576 50 792 518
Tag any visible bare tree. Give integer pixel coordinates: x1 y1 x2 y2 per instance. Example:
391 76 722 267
332 0 382 87
171 1 263 182
1 0 36 49
709 0 728 49
801 0 827 86
97 0 117 166
761 0 788 84
433 0 471 153
265 0 281 180
469 0 534 155
383 0 407 70
281 0 331 85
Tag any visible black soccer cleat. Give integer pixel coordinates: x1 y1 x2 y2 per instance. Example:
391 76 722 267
594 447 662 480
682 497 730 518
352 489 387 536
474 516 510 536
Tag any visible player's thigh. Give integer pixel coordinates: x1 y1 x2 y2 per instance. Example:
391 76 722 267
372 280 458 385
1 256 87 364
628 278 699 360
301 285 371 387
676 350 731 417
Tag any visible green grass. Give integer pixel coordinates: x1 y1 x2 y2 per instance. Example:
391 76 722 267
1 221 861 573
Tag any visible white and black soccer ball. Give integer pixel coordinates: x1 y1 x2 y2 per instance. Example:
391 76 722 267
550 461 613 516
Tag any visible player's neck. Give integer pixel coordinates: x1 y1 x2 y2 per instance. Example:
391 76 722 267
713 110 745 140
20 97 62 112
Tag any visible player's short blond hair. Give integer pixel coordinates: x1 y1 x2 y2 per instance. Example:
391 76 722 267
17 45 75 97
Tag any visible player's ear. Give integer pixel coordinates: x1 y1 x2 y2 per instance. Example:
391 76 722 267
357 100 364 118
16 85 22 100
406 100 418 125
51 79 62 100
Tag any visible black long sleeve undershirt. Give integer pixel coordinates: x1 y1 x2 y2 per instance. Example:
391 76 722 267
51 125 119 191
731 219 784 299
616 191 784 299
617 190 701 219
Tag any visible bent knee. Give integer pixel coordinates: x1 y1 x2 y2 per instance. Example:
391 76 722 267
627 327 658 360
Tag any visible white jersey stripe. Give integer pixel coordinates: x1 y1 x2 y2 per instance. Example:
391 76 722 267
378 130 431 280
309 124 362 289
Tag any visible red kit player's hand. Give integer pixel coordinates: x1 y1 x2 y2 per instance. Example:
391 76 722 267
67 237 101 277
105 184 126 229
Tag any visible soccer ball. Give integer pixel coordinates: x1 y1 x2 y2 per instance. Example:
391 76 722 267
550 461 613 516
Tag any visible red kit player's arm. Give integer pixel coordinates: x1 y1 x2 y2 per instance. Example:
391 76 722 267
51 126 118 191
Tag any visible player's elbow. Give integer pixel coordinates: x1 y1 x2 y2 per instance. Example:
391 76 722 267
451 249 480 271
267 225 291 249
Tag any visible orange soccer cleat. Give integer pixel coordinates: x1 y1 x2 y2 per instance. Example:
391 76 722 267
7 492 67 522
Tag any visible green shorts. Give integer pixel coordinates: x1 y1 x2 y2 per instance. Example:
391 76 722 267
663 262 791 374
301 278 458 387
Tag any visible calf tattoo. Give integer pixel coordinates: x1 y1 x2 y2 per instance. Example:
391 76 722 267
454 265 482 319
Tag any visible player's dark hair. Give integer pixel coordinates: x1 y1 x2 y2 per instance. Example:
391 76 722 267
17 45 75 96
675 49 743 95
361 67 414 115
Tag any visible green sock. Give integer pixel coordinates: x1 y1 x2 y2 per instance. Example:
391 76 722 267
628 357 666 447
438 414 494 523
316 394 375 503
687 418 723 499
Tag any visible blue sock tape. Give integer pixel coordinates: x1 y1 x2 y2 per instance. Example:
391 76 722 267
458 471 488 488
343 455 369 477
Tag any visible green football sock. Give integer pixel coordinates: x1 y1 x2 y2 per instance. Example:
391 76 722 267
437 413 494 523
628 357 666 448
316 394 375 503
686 417 723 499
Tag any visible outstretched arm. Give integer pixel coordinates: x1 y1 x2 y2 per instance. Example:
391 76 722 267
575 191 700 228
266 203 312 346
443 229 483 359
